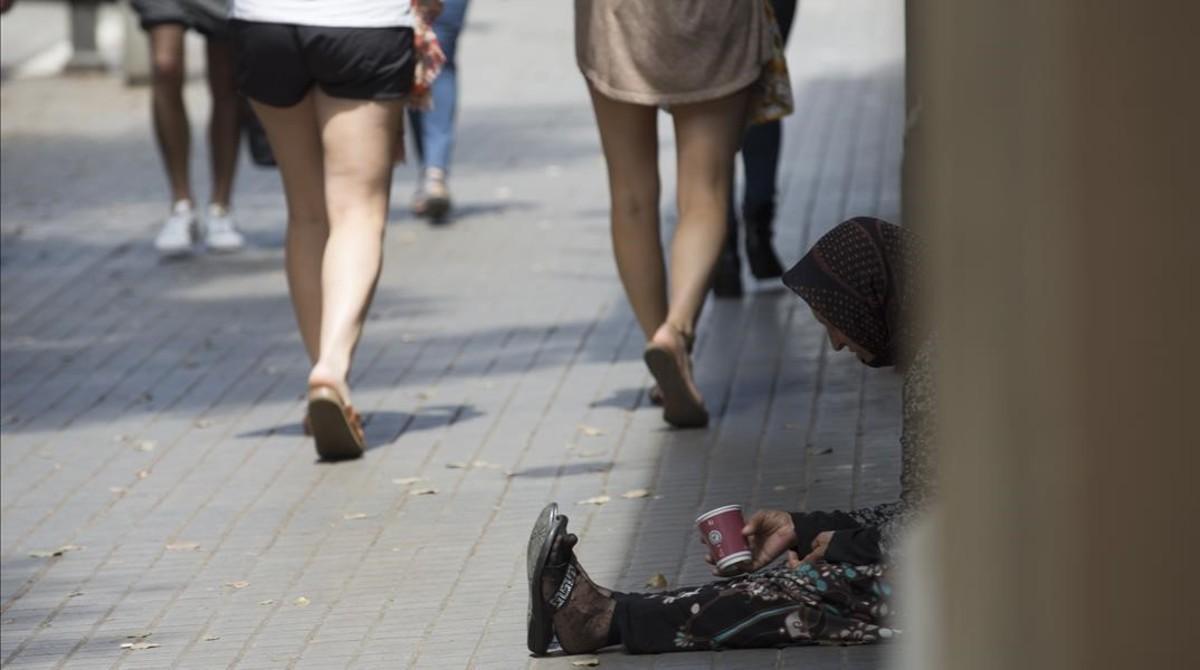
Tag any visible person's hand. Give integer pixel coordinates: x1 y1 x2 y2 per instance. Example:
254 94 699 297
740 509 798 572
800 531 834 564
416 0 443 24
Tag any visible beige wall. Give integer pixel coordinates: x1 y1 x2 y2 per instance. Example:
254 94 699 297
905 1 1199 668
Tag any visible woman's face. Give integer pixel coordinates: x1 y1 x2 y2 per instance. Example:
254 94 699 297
812 309 876 364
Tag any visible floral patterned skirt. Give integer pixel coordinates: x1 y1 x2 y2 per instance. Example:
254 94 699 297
613 563 898 654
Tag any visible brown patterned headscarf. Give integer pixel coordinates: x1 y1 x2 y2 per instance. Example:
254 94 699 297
783 217 912 367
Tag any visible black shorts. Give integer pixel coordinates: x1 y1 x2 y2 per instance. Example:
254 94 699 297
230 21 415 108
133 0 230 39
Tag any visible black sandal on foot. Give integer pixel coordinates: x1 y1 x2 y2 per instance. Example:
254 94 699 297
527 503 567 655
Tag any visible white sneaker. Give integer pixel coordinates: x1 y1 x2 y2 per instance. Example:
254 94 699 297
154 200 198 256
204 204 245 252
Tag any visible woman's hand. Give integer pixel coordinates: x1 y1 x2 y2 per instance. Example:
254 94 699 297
741 509 798 571
416 0 444 24
800 531 834 564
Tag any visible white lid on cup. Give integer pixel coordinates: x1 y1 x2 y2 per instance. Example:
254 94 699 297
716 550 752 572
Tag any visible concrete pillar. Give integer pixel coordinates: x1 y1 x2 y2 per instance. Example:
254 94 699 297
905 0 1199 668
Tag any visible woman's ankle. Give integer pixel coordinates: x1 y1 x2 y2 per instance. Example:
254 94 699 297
308 362 350 403
654 321 695 350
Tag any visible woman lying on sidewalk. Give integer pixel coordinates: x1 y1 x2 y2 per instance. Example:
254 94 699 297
527 217 933 654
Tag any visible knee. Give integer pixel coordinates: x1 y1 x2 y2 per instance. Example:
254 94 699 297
151 55 185 89
609 183 660 225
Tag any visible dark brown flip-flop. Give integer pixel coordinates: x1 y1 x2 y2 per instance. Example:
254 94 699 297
647 334 691 407
644 328 708 429
307 386 365 461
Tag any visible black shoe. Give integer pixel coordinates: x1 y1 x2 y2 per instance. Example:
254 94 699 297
712 250 744 298
744 224 783 280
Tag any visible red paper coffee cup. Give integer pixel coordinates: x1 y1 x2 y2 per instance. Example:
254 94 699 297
696 504 751 573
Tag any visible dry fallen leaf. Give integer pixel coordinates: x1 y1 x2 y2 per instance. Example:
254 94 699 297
571 658 599 667
121 641 160 651
203 635 220 642
293 596 310 607
29 544 81 558
621 489 651 499
645 573 668 589
257 599 275 606
166 542 200 551
68 591 84 598
392 477 424 485
445 462 467 470
136 469 151 480
226 581 250 590
343 512 369 520
415 390 435 400
576 495 610 506
410 487 439 496
578 424 605 437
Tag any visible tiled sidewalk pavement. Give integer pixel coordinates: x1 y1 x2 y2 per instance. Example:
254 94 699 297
0 1 905 668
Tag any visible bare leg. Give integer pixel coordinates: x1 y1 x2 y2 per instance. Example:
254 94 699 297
666 90 750 336
308 91 404 403
205 39 241 209
148 24 192 204
587 84 665 340
249 94 327 364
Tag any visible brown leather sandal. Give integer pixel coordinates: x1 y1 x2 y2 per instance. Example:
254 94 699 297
643 325 708 428
647 333 692 407
307 385 365 460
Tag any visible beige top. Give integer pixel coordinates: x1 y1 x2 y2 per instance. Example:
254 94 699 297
575 0 775 106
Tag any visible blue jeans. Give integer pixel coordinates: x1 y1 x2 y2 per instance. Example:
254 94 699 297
727 0 798 232
408 0 471 175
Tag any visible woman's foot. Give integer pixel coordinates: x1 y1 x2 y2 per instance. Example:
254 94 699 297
643 324 708 428
531 512 615 655
411 168 452 224
306 366 364 460
647 384 663 406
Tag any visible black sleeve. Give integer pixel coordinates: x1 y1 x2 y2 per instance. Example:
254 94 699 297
824 527 883 565
790 511 862 555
